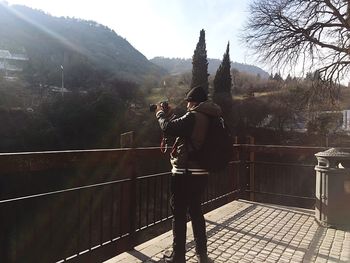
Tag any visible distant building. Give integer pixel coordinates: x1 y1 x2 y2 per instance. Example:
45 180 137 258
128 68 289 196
0 49 29 79
49 86 70 94
343 110 350 131
325 109 350 132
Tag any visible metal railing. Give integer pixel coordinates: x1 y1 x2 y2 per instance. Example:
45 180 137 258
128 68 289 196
0 143 323 262
238 143 325 208
0 147 240 263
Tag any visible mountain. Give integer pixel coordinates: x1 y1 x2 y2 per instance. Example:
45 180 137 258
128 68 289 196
150 57 269 78
0 3 166 86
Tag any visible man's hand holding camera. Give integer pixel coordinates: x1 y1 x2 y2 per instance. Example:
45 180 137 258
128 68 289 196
156 103 163 113
151 101 174 119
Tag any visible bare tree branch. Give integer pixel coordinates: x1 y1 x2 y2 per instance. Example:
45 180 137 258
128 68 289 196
243 0 350 87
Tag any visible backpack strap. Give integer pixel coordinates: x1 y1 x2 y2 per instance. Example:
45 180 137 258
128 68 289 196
188 111 210 151
194 112 210 144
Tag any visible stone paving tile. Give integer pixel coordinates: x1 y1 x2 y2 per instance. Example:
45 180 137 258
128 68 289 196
104 200 350 263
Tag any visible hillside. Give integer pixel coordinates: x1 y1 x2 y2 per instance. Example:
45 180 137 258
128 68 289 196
150 57 269 78
0 3 166 86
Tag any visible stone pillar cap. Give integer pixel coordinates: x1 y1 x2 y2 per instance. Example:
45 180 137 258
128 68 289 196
315 148 350 168
315 147 350 159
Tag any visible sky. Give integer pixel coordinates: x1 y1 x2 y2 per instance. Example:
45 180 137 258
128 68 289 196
4 0 259 66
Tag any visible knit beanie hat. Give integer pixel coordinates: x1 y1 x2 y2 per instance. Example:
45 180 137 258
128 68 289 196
185 86 208 102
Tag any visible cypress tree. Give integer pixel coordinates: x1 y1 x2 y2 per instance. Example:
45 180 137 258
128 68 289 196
214 42 232 95
213 42 233 122
191 29 209 94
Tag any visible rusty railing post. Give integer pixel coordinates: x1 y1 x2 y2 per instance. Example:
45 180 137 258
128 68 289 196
128 149 137 249
120 131 134 148
120 131 137 249
247 136 255 202
237 137 248 200
232 136 240 198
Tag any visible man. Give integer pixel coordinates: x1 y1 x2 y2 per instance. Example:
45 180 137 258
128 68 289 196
155 86 222 263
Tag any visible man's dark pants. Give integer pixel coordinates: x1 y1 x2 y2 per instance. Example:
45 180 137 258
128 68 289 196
170 173 208 261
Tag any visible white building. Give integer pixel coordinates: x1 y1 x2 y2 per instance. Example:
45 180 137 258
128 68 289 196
0 49 29 78
343 110 350 131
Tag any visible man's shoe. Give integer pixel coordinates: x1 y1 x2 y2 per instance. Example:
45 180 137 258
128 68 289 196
163 250 185 263
196 253 209 263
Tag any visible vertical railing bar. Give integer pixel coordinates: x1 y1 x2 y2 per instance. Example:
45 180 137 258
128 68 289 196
100 187 104 246
153 177 157 223
1 204 3 263
146 179 150 226
37 198 42 261
225 169 228 195
14 200 18 262
0 204 5 262
77 189 81 256
220 171 223 196
110 184 114 241
50 195 55 262
233 163 236 195
206 180 209 203
217 172 220 198
230 168 233 195
233 138 239 196
226 169 229 195
248 137 255 201
210 176 213 202
119 183 123 237
138 180 142 229
63 191 68 262
166 174 170 217
213 173 216 200
227 165 230 194
34 198 38 261
128 154 137 249
89 189 92 251
160 174 163 220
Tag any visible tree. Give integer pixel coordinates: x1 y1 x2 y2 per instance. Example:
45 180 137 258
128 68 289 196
236 96 269 129
285 74 292 83
266 87 307 133
191 29 209 94
243 0 350 90
273 73 283 82
213 42 233 120
306 112 343 146
214 42 232 94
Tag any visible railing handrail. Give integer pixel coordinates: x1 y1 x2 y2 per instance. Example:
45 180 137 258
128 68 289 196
0 146 163 156
236 144 328 153
0 178 132 204
0 144 326 173
0 144 332 156
0 147 167 173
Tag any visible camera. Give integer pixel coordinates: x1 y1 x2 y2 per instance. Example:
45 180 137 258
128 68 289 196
149 101 169 112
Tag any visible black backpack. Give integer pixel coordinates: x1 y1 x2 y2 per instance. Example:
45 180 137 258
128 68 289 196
189 115 233 172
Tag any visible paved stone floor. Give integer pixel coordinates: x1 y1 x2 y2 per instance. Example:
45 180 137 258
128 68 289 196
105 200 350 263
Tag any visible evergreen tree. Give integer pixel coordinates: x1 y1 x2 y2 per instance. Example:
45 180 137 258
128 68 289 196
213 42 233 123
191 29 209 94
273 72 283 81
285 74 292 83
213 42 232 95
